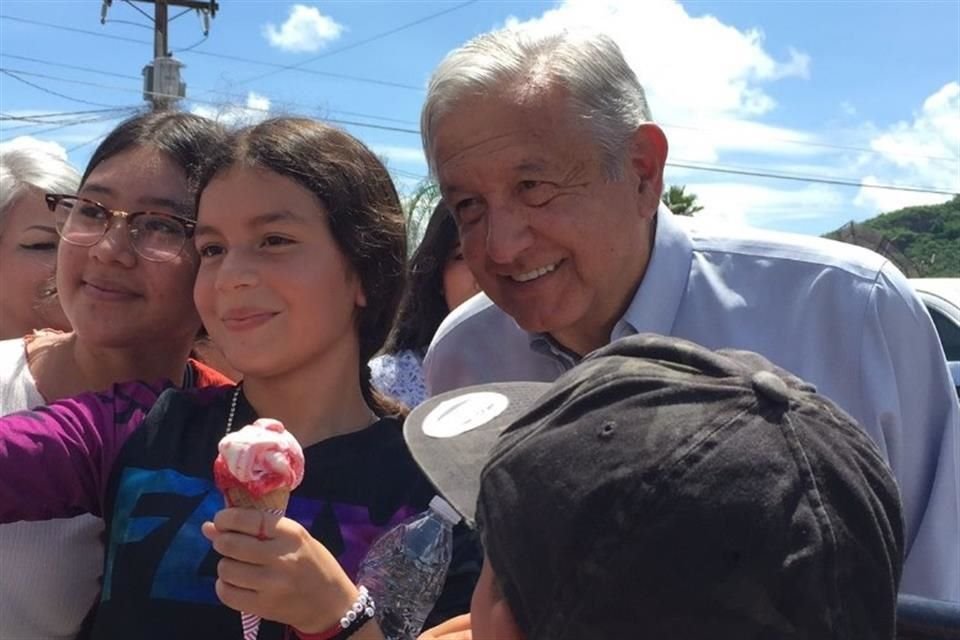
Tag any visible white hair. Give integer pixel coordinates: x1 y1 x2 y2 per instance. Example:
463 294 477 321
421 26 653 179
0 143 80 226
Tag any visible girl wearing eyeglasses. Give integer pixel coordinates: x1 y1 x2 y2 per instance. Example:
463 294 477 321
0 118 478 639
0 111 234 640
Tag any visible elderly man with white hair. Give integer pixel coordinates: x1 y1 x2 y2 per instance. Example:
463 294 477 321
421 25 960 602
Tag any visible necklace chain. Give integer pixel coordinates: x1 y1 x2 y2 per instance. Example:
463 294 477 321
225 384 379 437
226 384 241 435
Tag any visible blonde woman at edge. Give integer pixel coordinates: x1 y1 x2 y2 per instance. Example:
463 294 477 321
0 141 79 339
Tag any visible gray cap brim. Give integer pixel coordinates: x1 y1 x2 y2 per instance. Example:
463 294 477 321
403 382 550 526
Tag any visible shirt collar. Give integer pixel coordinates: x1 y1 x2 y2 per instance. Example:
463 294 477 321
527 204 694 355
613 204 693 339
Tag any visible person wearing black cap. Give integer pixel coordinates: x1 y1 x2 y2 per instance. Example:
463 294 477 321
409 334 904 640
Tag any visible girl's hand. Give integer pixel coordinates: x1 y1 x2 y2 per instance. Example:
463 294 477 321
418 614 473 640
201 507 358 633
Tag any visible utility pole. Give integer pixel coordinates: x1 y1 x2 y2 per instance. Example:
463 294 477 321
100 0 218 111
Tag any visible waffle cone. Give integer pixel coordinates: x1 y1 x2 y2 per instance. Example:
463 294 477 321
224 487 290 513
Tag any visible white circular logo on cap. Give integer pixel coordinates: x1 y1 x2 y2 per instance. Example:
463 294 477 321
422 392 510 439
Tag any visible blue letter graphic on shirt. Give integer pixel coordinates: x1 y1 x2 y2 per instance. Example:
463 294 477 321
104 467 221 603
103 467 408 606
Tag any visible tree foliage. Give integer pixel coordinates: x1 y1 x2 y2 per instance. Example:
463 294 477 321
401 179 441 248
662 184 704 216
825 195 960 277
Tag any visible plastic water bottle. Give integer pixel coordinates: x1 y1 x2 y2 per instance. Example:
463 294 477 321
356 496 460 639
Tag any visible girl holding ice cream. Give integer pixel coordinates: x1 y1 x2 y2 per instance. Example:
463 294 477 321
0 118 478 639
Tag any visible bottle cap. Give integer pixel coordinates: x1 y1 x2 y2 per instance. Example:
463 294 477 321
429 495 461 525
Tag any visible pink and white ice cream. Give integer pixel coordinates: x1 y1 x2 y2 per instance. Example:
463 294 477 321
214 418 305 503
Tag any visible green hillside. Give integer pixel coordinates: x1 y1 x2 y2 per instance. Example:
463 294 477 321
825 195 960 277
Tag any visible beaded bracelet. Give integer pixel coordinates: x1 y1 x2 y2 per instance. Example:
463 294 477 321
294 586 376 640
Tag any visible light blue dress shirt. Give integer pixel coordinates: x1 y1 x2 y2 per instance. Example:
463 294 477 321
424 206 960 602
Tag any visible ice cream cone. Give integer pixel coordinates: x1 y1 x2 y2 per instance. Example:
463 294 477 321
224 486 291 513
214 417 305 640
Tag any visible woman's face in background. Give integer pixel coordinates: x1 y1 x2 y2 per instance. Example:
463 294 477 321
442 240 480 311
0 185 70 338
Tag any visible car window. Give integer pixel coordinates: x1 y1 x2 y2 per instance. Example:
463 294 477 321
928 307 960 362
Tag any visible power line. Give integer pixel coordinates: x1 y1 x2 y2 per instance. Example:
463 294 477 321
0 110 132 137
103 18 153 31
311 0 477 60
0 14 424 92
1 51 419 127
1 65 417 133
318 118 418 135
4 14 954 166
667 159 957 196
390 168 429 182
173 33 207 53
322 109 416 127
661 122 959 163
0 69 122 108
233 0 477 87
2 65 954 197
0 14 149 44
0 111 111 132
0 66 179 99
1 53 141 80
122 0 156 25
185 49 423 91
0 112 133 141
169 7 193 23
68 133 112 153
0 107 133 121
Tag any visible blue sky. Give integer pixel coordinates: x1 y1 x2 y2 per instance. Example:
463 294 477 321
1 0 958 236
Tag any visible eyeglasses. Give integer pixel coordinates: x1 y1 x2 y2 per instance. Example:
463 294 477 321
44 194 196 263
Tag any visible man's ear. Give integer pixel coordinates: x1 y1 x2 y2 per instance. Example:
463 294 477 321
628 123 668 219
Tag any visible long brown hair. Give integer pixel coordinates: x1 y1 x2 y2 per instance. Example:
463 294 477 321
382 203 458 356
196 118 408 416
83 110 227 207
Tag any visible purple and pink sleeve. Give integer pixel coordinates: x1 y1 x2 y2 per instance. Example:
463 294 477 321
0 380 169 522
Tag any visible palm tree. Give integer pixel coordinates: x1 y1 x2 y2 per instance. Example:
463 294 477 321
662 184 704 217
402 179 441 247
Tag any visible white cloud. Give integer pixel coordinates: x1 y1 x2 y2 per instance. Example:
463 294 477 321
263 5 343 53
191 92 272 126
684 181 849 228
0 135 69 160
508 0 808 117
853 82 959 213
503 0 815 163
854 176 952 214
0 112 128 170
245 92 272 112
500 0 955 229
665 118 824 164
770 48 811 81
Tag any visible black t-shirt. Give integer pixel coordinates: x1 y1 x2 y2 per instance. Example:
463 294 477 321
84 385 479 639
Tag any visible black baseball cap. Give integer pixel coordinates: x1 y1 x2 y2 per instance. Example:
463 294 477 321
404 334 904 639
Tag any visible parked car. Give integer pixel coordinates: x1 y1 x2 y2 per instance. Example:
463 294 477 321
909 278 960 391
